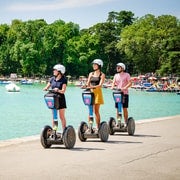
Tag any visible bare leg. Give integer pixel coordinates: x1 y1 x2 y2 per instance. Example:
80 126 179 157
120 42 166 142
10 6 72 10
116 108 120 119
94 104 101 129
59 108 66 130
123 108 128 124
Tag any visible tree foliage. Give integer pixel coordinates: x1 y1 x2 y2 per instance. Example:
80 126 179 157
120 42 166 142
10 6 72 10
117 14 180 76
0 11 179 78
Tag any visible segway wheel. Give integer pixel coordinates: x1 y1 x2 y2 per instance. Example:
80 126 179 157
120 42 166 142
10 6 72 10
99 121 109 142
40 125 52 148
127 117 135 135
108 117 116 135
63 126 76 149
78 121 88 142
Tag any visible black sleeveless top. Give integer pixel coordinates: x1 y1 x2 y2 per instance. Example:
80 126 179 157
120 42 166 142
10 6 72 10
90 72 102 86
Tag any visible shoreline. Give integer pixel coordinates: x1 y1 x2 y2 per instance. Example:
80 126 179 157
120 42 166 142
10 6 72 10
0 114 179 148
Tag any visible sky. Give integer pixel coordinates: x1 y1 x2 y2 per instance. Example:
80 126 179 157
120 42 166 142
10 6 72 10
0 0 180 29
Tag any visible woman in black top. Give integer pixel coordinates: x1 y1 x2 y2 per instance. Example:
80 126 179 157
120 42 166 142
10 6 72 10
85 59 105 129
43 64 67 131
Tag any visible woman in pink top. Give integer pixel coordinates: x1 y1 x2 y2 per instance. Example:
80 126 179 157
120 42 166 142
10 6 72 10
111 63 132 127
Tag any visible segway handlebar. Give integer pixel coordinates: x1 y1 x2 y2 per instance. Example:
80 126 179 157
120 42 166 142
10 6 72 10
44 89 59 94
48 89 55 93
81 85 95 91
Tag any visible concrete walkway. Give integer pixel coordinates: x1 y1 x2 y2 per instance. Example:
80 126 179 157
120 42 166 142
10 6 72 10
0 115 180 180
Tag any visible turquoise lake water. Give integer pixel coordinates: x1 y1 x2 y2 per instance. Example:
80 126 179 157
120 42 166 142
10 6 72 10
0 84 180 141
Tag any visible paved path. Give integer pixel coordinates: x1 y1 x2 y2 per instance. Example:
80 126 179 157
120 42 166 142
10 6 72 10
0 115 180 180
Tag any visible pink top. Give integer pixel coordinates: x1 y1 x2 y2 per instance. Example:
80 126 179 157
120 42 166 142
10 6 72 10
113 72 131 94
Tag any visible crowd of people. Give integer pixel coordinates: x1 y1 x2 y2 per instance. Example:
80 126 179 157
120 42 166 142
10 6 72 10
131 76 180 92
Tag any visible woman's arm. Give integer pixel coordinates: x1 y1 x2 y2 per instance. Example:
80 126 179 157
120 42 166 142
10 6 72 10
86 72 92 87
81 72 92 88
43 82 51 91
111 76 116 89
58 84 66 94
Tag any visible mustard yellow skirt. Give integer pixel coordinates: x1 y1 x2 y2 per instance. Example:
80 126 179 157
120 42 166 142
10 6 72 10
91 87 104 105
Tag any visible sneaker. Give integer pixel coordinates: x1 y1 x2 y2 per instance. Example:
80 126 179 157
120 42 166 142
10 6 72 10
85 128 94 134
93 128 98 134
53 126 58 131
56 132 62 139
117 120 121 127
85 128 91 134
124 123 127 130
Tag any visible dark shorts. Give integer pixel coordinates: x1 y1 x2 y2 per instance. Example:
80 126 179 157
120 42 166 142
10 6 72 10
115 94 129 108
57 94 67 109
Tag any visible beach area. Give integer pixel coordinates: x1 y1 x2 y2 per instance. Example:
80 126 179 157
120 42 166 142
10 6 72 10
0 115 180 180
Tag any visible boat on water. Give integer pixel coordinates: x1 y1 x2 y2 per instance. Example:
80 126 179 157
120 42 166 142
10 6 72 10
0 80 11 84
5 82 20 92
74 80 84 87
20 79 33 85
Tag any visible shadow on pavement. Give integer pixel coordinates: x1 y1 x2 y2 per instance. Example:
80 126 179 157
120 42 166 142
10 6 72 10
112 133 161 138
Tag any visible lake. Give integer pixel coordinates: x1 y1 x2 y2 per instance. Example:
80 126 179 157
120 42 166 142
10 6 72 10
0 84 179 141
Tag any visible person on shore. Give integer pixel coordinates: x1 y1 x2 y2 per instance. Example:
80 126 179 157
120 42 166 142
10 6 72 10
83 59 105 130
111 63 132 128
43 64 67 131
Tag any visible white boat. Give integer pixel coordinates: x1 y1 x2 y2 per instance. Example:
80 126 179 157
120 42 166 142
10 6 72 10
5 83 20 92
20 79 33 85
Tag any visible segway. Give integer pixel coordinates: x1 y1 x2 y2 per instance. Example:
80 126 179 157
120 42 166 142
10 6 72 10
78 88 109 142
108 89 135 135
41 90 76 149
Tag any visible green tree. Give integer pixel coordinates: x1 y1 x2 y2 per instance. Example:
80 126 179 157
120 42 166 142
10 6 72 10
0 24 10 75
88 11 135 75
7 19 48 76
43 20 80 75
117 14 180 75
